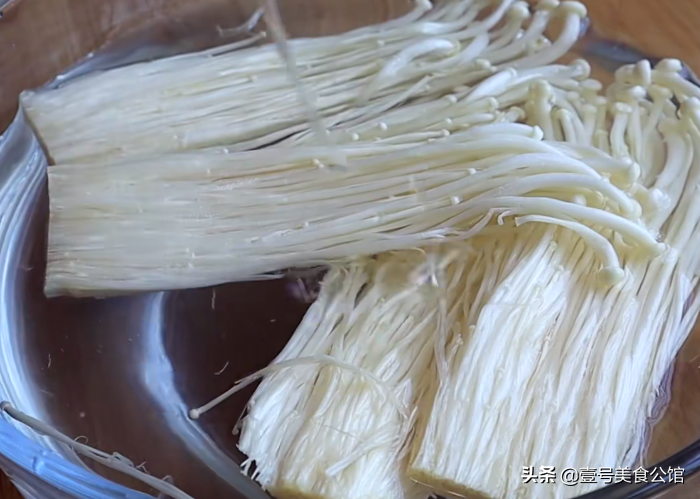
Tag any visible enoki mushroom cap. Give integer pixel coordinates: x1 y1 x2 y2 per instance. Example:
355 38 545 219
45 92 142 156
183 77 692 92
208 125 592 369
614 65 636 85
597 267 625 287
531 79 555 102
655 58 683 74
537 0 560 12
634 60 652 87
559 1 587 19
569 59 591 80
508 2 531 21
648 84 674 101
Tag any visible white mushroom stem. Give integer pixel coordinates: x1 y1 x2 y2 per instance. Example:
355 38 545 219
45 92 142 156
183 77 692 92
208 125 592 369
442 196 662 255
486 0 558 64
528 80 557 140
666 123 700 249
359 38 459 104
486 2 529 52
454 0 517 40
511 1 587 69
610 102 633 159
514 215 623 286
617 86 646 164
652 64 700 101
647 120 695 231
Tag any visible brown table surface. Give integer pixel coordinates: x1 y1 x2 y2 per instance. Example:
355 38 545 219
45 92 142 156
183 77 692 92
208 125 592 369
2 0 700 497
1 476 21 499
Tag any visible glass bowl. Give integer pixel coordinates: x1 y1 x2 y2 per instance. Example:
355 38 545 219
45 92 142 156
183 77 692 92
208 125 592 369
0 0 699 498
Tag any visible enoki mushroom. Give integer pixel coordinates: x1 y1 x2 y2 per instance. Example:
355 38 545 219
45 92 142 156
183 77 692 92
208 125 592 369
22 0 588 165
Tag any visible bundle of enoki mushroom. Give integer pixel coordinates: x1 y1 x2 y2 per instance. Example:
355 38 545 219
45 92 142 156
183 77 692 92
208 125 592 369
10 0 700 499
32 0 628 298
22 0 586 164
183 60 700 499
46 123 651 296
